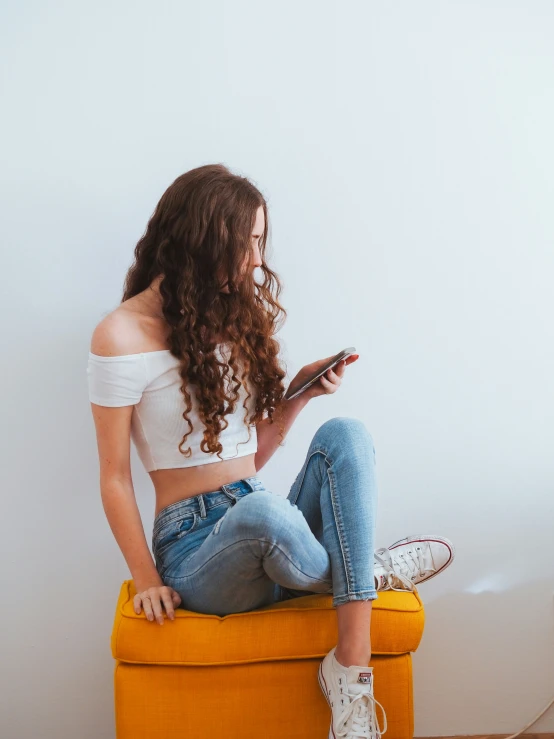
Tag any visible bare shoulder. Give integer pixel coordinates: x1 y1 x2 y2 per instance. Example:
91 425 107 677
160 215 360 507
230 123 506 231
90 306 146 357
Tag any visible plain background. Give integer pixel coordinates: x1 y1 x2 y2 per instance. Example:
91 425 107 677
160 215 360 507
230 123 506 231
1 1 553 737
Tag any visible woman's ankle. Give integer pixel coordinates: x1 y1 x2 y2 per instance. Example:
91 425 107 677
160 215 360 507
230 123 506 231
334 645 371 668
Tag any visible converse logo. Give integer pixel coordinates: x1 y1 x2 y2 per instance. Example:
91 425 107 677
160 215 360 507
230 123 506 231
357 672 372 683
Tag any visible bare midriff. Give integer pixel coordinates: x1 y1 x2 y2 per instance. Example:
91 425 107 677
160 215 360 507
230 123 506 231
150 454 258 517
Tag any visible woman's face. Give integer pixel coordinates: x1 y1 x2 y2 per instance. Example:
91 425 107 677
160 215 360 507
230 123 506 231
219 205 264 293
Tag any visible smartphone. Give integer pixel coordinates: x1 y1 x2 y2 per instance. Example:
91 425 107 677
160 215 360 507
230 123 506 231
284 347 357 401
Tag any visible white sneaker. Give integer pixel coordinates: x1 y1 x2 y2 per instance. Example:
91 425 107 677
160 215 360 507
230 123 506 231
318 646 387 738
374 535 455 592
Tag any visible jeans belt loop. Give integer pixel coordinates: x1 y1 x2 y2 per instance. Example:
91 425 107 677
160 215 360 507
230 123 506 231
198 493 207 518
220 484 238 506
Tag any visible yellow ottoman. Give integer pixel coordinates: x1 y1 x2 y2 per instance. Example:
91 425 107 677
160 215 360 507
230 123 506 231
111 580 425 738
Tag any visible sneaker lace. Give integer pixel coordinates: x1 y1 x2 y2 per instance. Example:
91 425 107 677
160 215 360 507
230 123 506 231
335 684 388 738
374 547 425 591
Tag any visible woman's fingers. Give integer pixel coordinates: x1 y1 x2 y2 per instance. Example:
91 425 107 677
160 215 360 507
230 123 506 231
320 365 342 393
172 589 182 607
326 363 343 383
160 588 176 621
140 593 155 622
135 590 161 624
147 589 165 624
135 586 181 624
307 356 356 399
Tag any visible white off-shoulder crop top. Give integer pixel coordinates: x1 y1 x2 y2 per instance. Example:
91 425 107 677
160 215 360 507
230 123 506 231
86 344 258 472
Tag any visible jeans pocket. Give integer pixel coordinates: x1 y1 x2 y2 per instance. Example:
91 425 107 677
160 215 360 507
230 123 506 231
153 513 198 559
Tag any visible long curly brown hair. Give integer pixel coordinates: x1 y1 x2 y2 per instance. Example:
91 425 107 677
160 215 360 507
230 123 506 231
121 163 289 461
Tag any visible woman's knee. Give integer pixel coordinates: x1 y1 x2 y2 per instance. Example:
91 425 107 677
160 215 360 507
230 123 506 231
315 416 374 450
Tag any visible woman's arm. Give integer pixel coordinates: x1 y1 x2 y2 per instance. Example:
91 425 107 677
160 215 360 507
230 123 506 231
254 394 310 471
254 355 355 471
88 318 179 623
100 477 163 592
88 396 162 592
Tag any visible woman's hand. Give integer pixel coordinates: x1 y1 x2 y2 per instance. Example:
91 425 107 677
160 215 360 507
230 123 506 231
289 353 360 402
133 584 182 625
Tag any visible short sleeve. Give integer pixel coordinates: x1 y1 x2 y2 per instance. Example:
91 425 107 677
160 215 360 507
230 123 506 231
87 353 148 407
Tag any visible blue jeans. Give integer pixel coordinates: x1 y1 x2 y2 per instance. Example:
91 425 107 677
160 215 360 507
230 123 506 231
151 416 378 616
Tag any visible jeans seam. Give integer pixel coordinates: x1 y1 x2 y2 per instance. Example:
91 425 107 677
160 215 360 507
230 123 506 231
290 444 353 598
326 458 353 595
288 448 322 507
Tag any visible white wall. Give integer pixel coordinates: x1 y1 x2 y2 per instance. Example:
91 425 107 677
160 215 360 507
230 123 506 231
1 1 553 737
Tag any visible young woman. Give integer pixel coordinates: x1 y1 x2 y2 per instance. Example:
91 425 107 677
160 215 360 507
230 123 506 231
87 163 454 738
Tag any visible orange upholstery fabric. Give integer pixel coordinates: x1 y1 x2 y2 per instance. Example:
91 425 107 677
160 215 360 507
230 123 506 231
112 580 425 738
